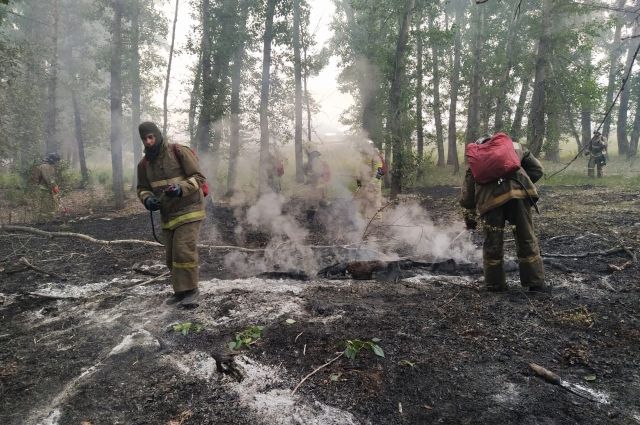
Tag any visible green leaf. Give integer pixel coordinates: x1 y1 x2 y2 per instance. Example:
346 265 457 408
329 373 341 382
371 337 381 343
285 319 296 325
371 344 385 358
584 374 597 381
228 341 236 350
345 347 356 360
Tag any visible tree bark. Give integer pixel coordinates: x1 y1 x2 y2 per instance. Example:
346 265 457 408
163 0 179 137
45 0 59 155
629 76 640 156
446 0 463 172
415 18 424 164
130 0 142 190
195 0 213 153
293 0 304 183
110 0 125 209
527 0 552 156
493 9 519 132
71 89 88 185
259 0 277 194
227 0 248 195
617 10 640 157
429 14 444 167
580 47 592 148
188 51 202 146
302 28 312 143
388 0 415 198
602 0 626 140
510 73 531 141
464 5 483 144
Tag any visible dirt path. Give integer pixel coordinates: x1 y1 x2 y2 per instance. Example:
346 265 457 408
1 186 639 424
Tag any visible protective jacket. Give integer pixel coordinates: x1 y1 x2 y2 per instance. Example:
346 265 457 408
32 163 58 192
460 144 543 216
137 142 206 230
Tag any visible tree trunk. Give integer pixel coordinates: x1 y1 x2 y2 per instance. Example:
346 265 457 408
259 0 277 194
130 0 142 190
227 0 248 195
510 73 531 141
189 51 202 146
71 89 88 186
415 18 424 164
195 0 213 153
163 0 179 136
602 0 626 140
110 0 125 209
302 29 312 143
293 0 304 183
464 5 483 144
629 76 640 156
388 0 415 198
429 13 444 167
527 0 552 156
45 0 59 155
617 12 640 157
565 108 583 152
545 96 560 161
580 48 592 148
494 10 519 132
446 0 463 172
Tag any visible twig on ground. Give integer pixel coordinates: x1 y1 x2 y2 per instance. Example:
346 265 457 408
543 247 629 258
439 289 462 308
292 351 344 395
12 257 62 279
361 201 395 241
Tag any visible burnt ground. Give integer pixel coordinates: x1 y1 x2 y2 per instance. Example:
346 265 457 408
1 185 639 425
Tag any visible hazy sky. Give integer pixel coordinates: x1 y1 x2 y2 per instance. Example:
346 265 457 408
158 0 353 143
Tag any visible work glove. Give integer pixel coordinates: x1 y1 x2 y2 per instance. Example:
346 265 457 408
164 183 182 198
464 217 478 230
144 196 160 211
375 167 384 179
51 185 60 195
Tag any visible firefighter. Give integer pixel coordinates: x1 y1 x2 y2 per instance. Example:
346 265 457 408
31 152 61 221
585 130 607 178
136 122 207 307
303 150 331 200
460 135 547 293
266 149 284 193
354 141 386 219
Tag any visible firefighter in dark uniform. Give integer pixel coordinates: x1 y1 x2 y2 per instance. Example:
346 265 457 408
585 130 607 178
31 153 61 220
136 122 207 307
460 136 547 292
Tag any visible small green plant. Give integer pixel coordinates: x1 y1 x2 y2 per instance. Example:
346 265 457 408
343 338 385 360
172 322 204 336
228 325 264 350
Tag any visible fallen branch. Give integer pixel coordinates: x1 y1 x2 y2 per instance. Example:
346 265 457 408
292 351 344 395
543 247 629 259
10 257 63 279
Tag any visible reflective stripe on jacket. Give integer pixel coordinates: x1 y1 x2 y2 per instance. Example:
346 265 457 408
136 143 206 230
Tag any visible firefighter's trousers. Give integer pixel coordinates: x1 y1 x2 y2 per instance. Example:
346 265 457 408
482 199 545 289
587 156 603 178
162 220 202 293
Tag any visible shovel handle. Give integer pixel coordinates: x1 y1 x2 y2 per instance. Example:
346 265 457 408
529 363 562 385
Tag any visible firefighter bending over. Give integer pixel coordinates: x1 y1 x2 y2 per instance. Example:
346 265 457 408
585 130 607 178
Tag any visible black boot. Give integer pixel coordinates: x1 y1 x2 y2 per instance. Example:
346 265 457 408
165 292 186 305
179 288 200 308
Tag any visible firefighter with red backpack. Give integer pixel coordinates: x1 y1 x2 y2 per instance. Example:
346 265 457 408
460 133 547 293
136 121 207 307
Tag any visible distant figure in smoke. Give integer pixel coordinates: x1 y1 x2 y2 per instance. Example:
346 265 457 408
266 148 285 193
354 140 386 219
136 121 207 307
460 133 547 293
585 130 607 178
303 150 331 201
30 152 61 221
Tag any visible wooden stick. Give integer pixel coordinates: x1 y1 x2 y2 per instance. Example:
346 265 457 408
291 351 344 395
543 247 628 258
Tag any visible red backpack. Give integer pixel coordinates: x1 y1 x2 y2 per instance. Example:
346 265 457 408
465 133 521 184
141 144 209 197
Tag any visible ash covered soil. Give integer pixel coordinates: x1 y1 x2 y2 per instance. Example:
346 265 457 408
1 185 639 425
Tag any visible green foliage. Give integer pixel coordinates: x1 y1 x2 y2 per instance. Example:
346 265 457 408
228 325 264 350
172 322 204 336
343 338 385 360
